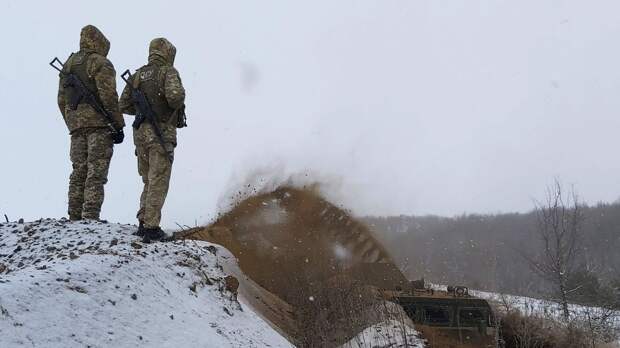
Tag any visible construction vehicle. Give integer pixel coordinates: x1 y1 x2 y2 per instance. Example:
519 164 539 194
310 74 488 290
393 287 497 348
176 186 498 347
347 263 498 348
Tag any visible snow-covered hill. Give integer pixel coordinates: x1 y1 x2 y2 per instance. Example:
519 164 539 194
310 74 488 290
0 218 292 348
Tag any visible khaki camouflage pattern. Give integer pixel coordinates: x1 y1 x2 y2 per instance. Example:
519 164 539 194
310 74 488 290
68 128 114 220
57 25 124 133
120 38 186 228
149 38 186 114
119 37 185 123
134 125 175 228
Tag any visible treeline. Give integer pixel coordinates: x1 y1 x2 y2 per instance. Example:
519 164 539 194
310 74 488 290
363 202 620 300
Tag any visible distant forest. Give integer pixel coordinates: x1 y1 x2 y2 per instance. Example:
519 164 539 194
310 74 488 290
364 202 620 299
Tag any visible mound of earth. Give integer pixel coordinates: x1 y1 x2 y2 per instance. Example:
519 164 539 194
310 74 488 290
178 186 406 301
0 218 292 348
177 186 421 347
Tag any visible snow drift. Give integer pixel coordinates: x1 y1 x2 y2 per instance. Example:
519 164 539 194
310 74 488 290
0 218 292 348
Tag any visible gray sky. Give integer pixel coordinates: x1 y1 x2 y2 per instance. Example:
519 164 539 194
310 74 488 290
2 0 620 228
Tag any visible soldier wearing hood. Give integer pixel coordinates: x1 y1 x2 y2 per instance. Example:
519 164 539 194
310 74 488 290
119 38 186 242
57 25 125 221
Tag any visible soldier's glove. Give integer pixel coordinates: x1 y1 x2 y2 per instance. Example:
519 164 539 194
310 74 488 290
112 129 125 144
175 105 187 128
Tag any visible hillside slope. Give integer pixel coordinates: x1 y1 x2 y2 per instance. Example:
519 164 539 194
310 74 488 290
181 186 425 347
0 218 292 348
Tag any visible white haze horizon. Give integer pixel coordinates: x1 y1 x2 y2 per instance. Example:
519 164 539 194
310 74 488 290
2 1 620 228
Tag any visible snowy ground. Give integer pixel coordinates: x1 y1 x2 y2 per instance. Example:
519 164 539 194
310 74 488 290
341 320 426 348
472 289 619 325
476 289 620 347
430 283 620 346
0 218 293 348
430 283 618 320
0 219 427 348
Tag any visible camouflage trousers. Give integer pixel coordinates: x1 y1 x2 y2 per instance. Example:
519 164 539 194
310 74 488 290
134 124 175 229
68 128 113 220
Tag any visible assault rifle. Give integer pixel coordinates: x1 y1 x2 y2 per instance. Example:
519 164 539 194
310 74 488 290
50 57 122 141
120 69 173 163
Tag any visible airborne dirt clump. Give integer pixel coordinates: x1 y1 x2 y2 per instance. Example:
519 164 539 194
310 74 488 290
178 186 422 347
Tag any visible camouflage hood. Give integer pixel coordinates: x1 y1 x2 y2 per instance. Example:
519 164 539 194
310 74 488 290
79 25 110 56
148 38 176 66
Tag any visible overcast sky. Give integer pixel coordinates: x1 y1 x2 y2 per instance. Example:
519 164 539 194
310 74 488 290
1 0 620 228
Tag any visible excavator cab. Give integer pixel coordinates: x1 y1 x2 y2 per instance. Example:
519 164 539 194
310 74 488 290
344 264 499 347
392 285 498 348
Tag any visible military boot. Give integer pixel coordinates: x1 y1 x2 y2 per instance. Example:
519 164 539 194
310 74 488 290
134 221 145 237
69 214 82 221
142 227 166 243
82 217 106 223
81 213 100 221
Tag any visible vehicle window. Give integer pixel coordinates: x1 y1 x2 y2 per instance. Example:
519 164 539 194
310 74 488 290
423 306 451 325
402 305 418 321
458 308 486 326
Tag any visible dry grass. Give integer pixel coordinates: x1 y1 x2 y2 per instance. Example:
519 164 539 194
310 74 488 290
498 305 618 348
290 276 418 347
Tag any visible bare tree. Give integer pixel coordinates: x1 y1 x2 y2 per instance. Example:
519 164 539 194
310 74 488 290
527 180 583 321
578 305 619 348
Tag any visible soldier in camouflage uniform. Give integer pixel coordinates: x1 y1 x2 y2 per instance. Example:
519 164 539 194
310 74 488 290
119 38 186 242
57 25 125 221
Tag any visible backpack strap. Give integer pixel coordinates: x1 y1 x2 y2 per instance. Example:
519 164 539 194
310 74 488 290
132 67 143 89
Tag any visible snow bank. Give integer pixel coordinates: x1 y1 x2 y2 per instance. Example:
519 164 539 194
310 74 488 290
430 282 618 320
0 218 293 348
340 319 426 348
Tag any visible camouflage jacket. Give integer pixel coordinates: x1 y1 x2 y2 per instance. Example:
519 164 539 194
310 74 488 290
119 38 185 145
57 25 124 134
